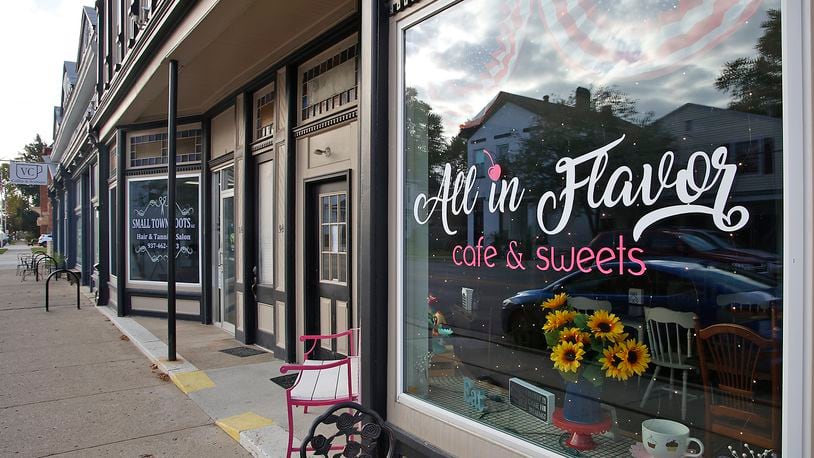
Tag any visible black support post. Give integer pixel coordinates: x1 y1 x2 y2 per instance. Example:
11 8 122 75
116 129 126 317
284 67 297 363
201 118 212 324
359 0 389 416
49 189 57 256
167 59 178 361
242 91 257 344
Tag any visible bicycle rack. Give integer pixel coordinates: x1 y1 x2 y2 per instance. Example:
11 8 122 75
45 269 81 312
34 255 60 282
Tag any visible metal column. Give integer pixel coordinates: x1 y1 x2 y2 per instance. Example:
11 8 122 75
167 59 178 361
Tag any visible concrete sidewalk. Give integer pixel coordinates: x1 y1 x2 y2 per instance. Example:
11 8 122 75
99 311 322 457
0 243 248 457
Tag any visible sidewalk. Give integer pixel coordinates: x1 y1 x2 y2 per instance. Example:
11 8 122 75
0 243 248 457
100 311 321 457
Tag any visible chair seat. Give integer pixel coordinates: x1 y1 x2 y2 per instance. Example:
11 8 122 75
290 357 359 402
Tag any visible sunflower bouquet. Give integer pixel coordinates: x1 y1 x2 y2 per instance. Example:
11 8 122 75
542 293 650 385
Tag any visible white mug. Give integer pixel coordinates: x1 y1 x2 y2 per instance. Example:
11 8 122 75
642 419 704 458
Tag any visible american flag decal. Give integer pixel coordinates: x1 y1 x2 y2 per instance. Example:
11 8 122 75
479 0 532 90
536 0 763 80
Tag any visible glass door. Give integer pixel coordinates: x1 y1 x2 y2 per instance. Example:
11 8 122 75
216 167 236 333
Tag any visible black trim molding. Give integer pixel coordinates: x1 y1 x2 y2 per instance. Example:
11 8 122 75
124 164 201 176
293 108 358 138
208 151 235 169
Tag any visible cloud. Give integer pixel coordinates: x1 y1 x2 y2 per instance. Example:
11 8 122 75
0 0 86 160
405 0 781 139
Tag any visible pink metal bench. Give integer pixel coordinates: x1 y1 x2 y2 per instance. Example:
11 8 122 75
280 329 359 457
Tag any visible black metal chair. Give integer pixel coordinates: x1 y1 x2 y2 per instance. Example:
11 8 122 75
299 401 392 458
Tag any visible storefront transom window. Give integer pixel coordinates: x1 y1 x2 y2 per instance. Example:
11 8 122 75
401 1 784 456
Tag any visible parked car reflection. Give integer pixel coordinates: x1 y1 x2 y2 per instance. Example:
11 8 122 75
590 229 777 277
671 227 782 277
501 258 779 348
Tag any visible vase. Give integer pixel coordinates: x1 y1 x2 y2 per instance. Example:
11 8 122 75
562 380 602 424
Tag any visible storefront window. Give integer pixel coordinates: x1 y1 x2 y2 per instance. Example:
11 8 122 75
402 1 783 456
128 176 200 284
75 211 82 266
110 186 117 276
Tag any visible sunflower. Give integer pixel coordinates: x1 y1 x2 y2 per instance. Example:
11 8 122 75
616 339 651 376
550 341 585 373
559 327 591 346
543 310 577 332
599 344 631 381
587 310 625 341
542 292 568 310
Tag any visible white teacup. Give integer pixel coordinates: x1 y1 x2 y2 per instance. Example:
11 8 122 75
641 419 703 458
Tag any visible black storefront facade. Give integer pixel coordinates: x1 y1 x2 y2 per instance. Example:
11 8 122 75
49 1 813 457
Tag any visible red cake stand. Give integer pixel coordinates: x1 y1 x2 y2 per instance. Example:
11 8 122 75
552 410 613 451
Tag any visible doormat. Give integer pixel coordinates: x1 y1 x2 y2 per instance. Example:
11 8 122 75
219 346 267 357
270 373 299 390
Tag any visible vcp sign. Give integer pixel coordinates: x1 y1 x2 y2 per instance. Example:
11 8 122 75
10 161 48 185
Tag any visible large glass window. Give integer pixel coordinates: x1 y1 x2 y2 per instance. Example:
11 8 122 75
128 176 200 284
257 161 274 283
402 1 783 456
129 129 202 168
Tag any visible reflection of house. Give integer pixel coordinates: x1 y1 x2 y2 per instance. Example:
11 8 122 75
656 104 782 251
458 89 626 249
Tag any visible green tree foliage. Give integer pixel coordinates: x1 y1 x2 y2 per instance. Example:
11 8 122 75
404 88 470 187
14 135 47 207
404 87 468 247
715 9 781 117
6 191 38 235
1 135 48 237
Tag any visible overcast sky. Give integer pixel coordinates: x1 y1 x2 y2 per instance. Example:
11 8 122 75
0 0 87 160
406 0 779 140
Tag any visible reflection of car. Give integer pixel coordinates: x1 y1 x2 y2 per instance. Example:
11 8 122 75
590 229 773 275
672 228 782 276
501 258 779 344
38 234 52 246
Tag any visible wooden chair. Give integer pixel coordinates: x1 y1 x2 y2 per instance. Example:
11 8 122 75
300 401 392 457
640 307 698 421
280 329 360 458
695 322 780 452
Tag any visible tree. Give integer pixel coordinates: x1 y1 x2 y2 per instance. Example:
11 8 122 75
405 88 451 186
14 135 47 207
6 191 38 235
715 9 781 117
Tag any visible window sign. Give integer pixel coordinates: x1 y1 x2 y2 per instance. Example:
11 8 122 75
128 176 200 284
401 1 783 456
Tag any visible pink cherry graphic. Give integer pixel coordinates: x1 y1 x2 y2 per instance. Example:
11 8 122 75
483 149 501 181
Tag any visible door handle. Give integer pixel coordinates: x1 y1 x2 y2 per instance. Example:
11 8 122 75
251 265 258 302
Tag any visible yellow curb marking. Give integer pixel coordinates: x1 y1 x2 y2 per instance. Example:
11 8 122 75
170 370 215 394
215 412 275 441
